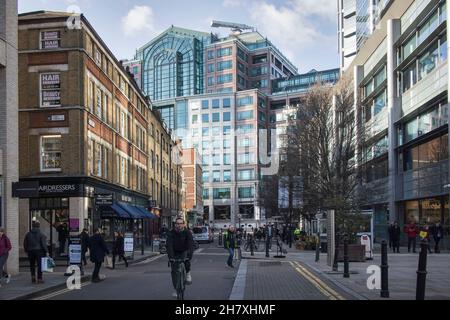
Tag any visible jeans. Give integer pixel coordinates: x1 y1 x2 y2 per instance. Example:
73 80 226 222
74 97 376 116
434 238 441 253
227 248 234 266
408 237 416 252
92 261 102 281
28 250 44 280
0 253 8 281
113 253 128 268
59 239 66 255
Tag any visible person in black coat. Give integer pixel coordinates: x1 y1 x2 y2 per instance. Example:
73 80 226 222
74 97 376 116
23 221 49 284
390 221 401 253
430 222 445 253
88 228 109 282
112 232 128 268
79 228 89 266
56 222 68 256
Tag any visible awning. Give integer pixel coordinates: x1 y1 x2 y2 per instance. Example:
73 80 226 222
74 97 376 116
117 202 146 219
106 203 131 219
135 206 157 219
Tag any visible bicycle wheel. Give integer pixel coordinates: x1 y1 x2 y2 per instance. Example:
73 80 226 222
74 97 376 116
176 262 186 300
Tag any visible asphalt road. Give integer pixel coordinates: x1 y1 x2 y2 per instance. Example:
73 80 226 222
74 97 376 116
35 242 237 300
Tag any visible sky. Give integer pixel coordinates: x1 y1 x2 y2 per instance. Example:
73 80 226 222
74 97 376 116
18 0 339 73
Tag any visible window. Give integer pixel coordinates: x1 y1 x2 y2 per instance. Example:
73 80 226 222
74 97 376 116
202 127 209 136
374 67 386 89
212 99 220 109
203 189 210 199
212 113 220 122
402 34 417 61
223 170 231 182
96 88 103 119
40 30 60 49
237 96 253 107
207 50 215 60
237 153 255 164
223 139 231 149
223 112 231 122
207 77 215 86
202 100 209 109
213 139 221 149
213 188 231 199
403 134 448 171
403 103 448 144
250 66 268 77
374 90 386 115
238 187 254 199
192 114 198 123
213 170 221 182
239 138 253 147
238 75 246 87
136 125 146 150
192 128 199 137
253 79 268 88
440 35 447 62
207 63 214 73
40 73 61 107
202 155 210 166
238 169 254 181
418 11 439 45
202 114 209 123
213 154 220 165
237 110 254 121
236 124 253 133
217 74 233 84
223 153 231 165
217 60 232 71
120 110 128 138
41 135 62 171
223 98 231 108
202 171 210 183
258 111 266 121
223 126 231 135
116 155 129 186
252 54 267 64
402 63 417 92
418 42 439 81
217 47 232 57
212 126 221 136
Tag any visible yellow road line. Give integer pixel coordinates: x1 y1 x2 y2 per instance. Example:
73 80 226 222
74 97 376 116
33 281 91 300
289 261 345 300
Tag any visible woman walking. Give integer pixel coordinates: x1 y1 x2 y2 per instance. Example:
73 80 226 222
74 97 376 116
0 228 12 287
113 232 128 268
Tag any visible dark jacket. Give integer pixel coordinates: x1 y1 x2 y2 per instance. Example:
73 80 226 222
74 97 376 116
430 224 444 241
0 234 12 256
113 235 125 255
224 231 237 249
88 233 109 263
80 231 90 253
166 229 194 260
23 228 48 254
389 225 401 241
56 224 68 242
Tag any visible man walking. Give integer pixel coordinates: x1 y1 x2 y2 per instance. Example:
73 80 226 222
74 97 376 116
430 221 444 253
224 226 237 268
80 228 89 266
89 228 109 283
390 221 401 253
56 222 68 256
404 220 419 253
23 221 48 284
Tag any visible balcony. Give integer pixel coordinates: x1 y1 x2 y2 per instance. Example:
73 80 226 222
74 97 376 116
402 61 448 119
397 160 449 201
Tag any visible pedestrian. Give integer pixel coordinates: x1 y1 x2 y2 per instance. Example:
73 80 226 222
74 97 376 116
387 221 394 249
390 221 401 253
224 226 237 268
80 228 89 266
419 224 432 253
23 221 48 284
88 228 109 283
0 228 12 287
112 231 128 268
267 224 273 250
430 221 444 253
404 220 419 253
56 222 68 256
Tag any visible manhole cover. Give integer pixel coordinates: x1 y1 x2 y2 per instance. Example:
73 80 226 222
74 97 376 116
259 261 282 267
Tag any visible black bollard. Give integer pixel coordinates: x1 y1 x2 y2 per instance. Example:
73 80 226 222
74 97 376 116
416 240 428 300
219 230 223 246
332 234 339 271
380 240 389 298
265 236 270 258
343 237 349 278
250 234 254 256
315 233 320 262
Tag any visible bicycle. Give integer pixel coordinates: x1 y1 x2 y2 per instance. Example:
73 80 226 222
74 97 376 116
169 258 188 300
244 236 258 252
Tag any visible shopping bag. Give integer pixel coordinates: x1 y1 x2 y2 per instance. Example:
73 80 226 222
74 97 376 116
47 257 56 269
104 255 113 269
41 257 54 273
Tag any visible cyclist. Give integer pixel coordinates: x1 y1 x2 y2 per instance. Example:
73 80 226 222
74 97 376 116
166 217 194 297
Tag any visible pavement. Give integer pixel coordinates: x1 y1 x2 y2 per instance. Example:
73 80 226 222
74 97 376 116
0 250 158 300
239 239 450 300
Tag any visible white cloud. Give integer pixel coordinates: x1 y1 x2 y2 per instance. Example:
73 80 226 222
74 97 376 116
222 0 242 8
121 5 156 37
249 0 337 70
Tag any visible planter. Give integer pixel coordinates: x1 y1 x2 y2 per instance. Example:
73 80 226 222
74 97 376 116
336 244 365 262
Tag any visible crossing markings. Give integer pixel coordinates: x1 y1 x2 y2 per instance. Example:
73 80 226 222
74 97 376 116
289 261 345 300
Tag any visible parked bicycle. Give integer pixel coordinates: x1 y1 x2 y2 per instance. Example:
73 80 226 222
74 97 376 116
244 234 258 252
169 258 188 300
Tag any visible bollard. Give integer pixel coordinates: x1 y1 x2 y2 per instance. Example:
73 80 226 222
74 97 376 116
265 236 270 258
380 240 389 298
343 237 349 278
219 230 223 246
250 234 254 256
416 240 428 300
315 233 320 262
